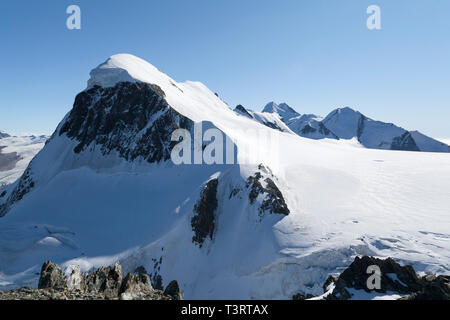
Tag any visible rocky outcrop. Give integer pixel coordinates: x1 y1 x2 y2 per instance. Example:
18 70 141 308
391 132 420 151
326 256 422 299
400 275 450 300
163 280 184 300
38 261 68 290
234 105 253 118
0 261 183 300
191 178 219 248
59 82 193 162
303 256 450 300
0 168 35 217
84 263 123 299
119 267 162 300
292 293 317 300
246 165 290 217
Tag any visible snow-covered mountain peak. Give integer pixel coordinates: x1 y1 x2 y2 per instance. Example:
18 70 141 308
262 102 300 122
322 107 364 140
87 54 173 90
88 54 235 125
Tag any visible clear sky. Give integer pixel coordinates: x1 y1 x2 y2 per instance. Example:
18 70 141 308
0 0 449 138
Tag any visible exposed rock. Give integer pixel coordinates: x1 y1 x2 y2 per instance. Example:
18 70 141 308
234 105 253 118
151 273 164 290
67 266 84 291
84 262 123 299
292 293 317 300
326 256 420 299
322 275 337 293
119 267 155 300
400 275 450 300
164 280 184 300
0 261 182 300
0 287 107 300
324 256 449 300
0 168 35 217
391 132 420 151
134 266 148 275
38 261 67 290
290 256 449 300
191 178 219 247
246 165 290 217
59 82 192 162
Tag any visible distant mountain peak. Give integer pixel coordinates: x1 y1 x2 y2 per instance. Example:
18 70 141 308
329 106 361 116
262 101 300 122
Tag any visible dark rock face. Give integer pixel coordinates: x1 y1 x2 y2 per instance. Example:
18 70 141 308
0 168 35 217
191 178 219 247
38 261 67 290
1 261 183 300
391 132 420 151
299 123 336 139
322 275 337 293
292 293 317 300
299 124 316 135
400 275 450 300
327 256 421 299
164 280 184 300
151 274 164 291
246 165 290 217
148 257 164 290
324 256 450 300
59 82 193 163
260 120 285 132
234 105 253 118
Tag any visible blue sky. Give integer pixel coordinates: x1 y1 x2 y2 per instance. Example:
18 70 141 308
0 0 449 138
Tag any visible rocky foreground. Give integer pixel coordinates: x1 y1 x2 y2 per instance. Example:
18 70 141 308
0 261 183 300
1 257 449 300
294 256 450 300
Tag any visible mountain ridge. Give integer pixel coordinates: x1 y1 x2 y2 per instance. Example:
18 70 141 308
253 103 449 152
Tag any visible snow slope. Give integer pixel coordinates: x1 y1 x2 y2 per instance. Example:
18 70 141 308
0 135 47 187
0 54 449 299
